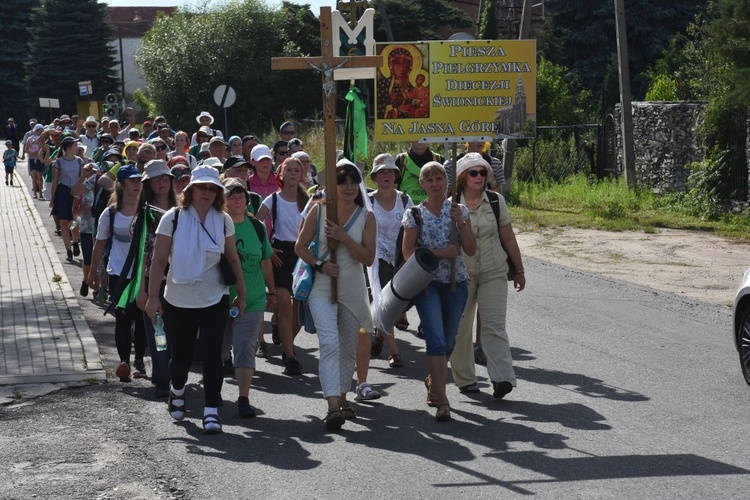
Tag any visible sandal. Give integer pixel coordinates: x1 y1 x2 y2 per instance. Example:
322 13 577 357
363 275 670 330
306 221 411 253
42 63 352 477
424 375 438 407
435 403 452 422
325 410 345 430
370 334 385 358
395 318 409 331
202 413 222 434
388 353 403 368
339 405 357 420
168 390 186 421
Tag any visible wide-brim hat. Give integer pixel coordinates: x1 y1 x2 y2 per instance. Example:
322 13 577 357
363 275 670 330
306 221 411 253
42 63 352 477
185 165 223 191
85 115 98 125
196 111 215 125
142 159 173 180
370 153 400 178
456 152 490 180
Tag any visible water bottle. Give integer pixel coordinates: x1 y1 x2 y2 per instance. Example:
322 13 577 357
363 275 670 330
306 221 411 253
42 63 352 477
70 217 80 230
229 306 240 318
154 313 167 352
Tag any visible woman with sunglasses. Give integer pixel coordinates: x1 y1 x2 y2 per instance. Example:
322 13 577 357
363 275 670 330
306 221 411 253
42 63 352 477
450 153 525 402
295 161 376 430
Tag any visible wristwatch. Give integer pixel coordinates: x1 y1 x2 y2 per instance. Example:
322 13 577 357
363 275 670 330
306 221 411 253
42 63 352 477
314 260 326 272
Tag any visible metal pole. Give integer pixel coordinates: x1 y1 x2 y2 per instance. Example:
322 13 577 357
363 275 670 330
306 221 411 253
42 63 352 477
118 25 125 100
224 108 228 139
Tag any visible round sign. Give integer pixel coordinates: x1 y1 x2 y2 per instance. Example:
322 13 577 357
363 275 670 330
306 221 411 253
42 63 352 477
213 85 237 108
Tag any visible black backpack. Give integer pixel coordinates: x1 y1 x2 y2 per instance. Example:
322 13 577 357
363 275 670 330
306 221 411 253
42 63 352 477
393 206 423 270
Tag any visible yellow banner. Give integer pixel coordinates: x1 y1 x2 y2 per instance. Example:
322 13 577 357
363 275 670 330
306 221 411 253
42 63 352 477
374 40 536 142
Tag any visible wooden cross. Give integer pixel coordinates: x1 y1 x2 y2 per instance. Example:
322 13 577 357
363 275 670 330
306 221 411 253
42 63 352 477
272 6 381 301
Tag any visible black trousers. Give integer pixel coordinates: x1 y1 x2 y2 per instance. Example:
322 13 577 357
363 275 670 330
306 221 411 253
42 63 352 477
109 274 147 364
163 295 229 408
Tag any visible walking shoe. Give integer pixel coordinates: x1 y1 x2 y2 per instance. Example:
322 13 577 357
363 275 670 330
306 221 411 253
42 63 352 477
388 353 403 368
72 242 80 257
492 381 514 400
324 410 345 431
354 382 381 402
132 360 146 379
33 192 37 199
417 323 425 338
459 383 480 394
115 362 131 383
237 396 257 419
79 281 89 297
168 389 186 421
256 341 269 358
283 356 303 376
203 413 222 434
66 249 74 262
95 287 109 303
474 343 487 366
55 228 61 236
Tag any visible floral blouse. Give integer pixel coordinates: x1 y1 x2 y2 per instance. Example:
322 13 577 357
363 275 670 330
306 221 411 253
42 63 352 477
402 199 470 284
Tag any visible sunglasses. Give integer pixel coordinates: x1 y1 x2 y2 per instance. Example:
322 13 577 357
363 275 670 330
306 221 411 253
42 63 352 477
280 130 295 136
277 150 289 156
86 124 97 128
468 169 487 178
155 145 167 151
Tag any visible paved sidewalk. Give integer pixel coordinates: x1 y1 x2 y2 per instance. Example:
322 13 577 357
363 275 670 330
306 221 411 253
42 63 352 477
0 153 105 386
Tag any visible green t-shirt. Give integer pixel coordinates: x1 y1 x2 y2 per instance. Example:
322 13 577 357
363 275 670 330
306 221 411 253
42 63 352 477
229 216 273 311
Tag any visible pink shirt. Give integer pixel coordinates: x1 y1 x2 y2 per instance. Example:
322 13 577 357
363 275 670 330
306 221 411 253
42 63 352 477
248 172 280 235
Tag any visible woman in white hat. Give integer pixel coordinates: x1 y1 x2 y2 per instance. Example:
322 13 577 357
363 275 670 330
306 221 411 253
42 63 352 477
145 165 246 434
367 153 413 368
450 152 525 401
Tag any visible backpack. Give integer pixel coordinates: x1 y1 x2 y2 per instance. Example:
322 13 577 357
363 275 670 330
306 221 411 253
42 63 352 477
393 206 423 270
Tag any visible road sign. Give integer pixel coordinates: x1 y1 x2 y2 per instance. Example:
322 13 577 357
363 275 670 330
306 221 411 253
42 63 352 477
213 85 236 108
38 98 60 108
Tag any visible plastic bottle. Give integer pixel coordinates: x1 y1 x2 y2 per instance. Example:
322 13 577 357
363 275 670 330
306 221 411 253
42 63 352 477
154 313 167 352
70 217 80 230
229 306 239 318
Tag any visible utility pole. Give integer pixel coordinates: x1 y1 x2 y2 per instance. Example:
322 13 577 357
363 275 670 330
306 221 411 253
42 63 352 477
614 0 636 187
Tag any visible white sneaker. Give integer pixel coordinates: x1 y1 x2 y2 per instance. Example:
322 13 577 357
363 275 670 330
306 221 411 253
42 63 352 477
354 382 381 401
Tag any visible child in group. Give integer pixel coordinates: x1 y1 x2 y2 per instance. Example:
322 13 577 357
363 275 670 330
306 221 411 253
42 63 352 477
4 140 18 186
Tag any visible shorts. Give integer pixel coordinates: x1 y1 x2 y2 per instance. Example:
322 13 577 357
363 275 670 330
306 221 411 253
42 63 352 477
29 159 45 173
272 240 297 291
4 165 14 174
54 184 74 220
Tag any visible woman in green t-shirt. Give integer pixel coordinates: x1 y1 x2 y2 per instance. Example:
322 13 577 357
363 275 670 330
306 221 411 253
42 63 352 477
223 178 277 419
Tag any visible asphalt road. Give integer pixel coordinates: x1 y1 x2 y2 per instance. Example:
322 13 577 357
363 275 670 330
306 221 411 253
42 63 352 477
1 166 748 499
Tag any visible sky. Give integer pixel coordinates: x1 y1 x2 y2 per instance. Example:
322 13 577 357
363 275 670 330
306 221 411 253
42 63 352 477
100 0 331 11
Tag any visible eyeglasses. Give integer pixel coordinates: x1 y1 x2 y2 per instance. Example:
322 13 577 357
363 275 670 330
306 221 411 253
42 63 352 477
468 169 487 178
155 145 167 151
280 130 295 136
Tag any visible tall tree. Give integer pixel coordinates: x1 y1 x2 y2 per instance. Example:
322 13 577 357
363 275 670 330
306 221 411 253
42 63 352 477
0 0 39 125
477 0 499 40
136 0 320 135
374 0 473 41
540 0 703 113
25 0 119 119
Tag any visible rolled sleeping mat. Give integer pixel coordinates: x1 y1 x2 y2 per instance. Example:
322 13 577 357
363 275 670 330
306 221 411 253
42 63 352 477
377 248 439 331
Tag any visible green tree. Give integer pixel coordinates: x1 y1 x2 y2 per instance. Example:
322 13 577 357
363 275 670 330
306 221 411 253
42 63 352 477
536 57 594 126
0 0 39 125
136 0 320 135
540 0 703 112
374 0 473 41
477 0 499 40
25 0 119 118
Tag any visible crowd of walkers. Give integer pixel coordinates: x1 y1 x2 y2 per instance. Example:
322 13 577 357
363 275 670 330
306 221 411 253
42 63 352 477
5 111 525 433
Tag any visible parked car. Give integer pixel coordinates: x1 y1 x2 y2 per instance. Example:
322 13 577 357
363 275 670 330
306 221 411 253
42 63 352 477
732 267 750 386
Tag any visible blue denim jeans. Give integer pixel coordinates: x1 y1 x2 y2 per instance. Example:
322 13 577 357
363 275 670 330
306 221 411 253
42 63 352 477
413 281 468 356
